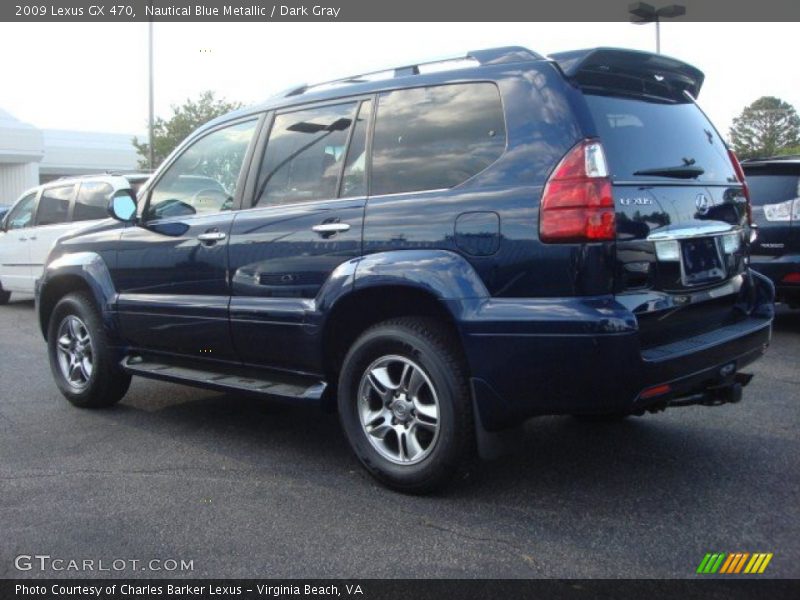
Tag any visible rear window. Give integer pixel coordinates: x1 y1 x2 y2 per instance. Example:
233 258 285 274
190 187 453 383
585 95 737 184
744 172 800 206
371 83 506 196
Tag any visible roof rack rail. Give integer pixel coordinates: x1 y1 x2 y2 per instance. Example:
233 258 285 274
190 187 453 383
285 46 541 98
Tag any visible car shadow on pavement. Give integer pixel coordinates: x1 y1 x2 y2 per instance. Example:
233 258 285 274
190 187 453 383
108 379 768 506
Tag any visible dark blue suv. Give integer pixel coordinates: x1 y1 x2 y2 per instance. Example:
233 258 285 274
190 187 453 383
743 157 800 308
36 47 774 491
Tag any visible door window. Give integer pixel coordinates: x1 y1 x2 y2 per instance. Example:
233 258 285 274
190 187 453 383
370 83 506 196
145 119 258 221
254 103 357 207
74 181 114 222
6 192 37 230
36 185 74 226
340 100 372 198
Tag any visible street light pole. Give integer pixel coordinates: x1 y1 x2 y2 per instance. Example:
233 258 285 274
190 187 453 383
628 3 686 54
148 20 155 171
655 18 660 54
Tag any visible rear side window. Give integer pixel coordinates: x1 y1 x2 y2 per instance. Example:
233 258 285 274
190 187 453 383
255 103 357 207
371 83 506 196
37 185 74 226
744 172 800 206
74 182 114 221
585 95 737 184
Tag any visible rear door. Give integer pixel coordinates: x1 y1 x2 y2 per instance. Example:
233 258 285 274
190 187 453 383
227 100 368 372
113 117 260 361
0 191 38 292
584 94 748 347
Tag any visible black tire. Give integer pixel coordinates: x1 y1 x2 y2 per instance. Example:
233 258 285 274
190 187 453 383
47 292 131 408
0 289 10 305
337 317 474 493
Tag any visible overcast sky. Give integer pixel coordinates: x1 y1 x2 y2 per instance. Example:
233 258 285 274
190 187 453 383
0 22 797 142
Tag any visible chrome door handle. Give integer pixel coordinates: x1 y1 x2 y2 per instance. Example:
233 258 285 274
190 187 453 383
311 223 350 234
197 231 227 242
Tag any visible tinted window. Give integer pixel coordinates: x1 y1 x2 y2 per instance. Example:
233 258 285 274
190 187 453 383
6 192 37 230
745 173 800 206
37 185 74 226
146 119 257 220
74 182 114 221
585 95 736 184
341 100 372 198
371 83 506 196
255 103 356 207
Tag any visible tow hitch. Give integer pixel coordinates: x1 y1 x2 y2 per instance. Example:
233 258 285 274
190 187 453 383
665 373 754 408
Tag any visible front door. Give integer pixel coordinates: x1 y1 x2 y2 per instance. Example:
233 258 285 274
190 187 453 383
0 190 38 293
227 100 371 372
112 117 260 362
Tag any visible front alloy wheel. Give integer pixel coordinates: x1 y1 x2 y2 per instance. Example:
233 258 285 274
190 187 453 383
47 292 131 408
55 315 94 391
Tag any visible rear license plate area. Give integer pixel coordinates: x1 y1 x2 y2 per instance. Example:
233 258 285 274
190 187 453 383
680 237 726 286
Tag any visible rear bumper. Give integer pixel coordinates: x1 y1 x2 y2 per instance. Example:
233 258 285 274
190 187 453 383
460 271 774 430
750 253 800 304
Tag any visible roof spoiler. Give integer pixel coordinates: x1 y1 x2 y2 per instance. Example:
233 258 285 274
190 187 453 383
548 47 704 101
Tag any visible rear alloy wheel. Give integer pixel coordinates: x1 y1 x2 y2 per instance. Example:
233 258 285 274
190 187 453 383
338 317 474 493
47 292 131 408
357 354 441 465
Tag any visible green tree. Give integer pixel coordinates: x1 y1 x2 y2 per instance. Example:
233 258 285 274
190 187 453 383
133 91 243 169
729 96 800 159
776 145 800 157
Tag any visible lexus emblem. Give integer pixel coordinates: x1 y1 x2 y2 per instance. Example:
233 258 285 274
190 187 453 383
695 193 711 215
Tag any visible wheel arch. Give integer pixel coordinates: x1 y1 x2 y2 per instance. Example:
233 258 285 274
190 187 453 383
38 252 117 341
319 249 489 391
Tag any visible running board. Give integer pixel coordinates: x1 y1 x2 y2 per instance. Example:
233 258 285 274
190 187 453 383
121 355 326 402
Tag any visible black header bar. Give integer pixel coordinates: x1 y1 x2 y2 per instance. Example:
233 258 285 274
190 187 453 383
2 0 800 22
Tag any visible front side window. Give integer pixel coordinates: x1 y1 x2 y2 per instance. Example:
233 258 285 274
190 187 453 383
37 185 74 226
6 192 37 230
74 182 114 222
146 119 257 220
255 103 357 207
371 83 506 196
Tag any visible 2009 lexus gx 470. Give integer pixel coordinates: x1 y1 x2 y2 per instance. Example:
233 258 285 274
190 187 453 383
36 47 773 491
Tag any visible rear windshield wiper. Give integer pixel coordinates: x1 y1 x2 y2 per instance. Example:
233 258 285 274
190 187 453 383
633 165 705 179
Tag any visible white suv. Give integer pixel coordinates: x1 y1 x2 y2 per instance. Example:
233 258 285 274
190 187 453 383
0 173 149 304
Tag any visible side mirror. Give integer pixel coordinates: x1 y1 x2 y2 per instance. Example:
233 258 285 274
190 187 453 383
108 189 137 223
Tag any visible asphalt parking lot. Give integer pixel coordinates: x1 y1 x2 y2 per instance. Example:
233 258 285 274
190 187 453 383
0 294 798 579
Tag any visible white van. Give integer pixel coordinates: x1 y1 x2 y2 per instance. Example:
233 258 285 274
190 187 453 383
0 173 149 304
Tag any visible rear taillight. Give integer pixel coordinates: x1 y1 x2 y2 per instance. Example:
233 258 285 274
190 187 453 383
539 139 615 243
763 198 800 222
727 149 752 224
782 273 800 284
